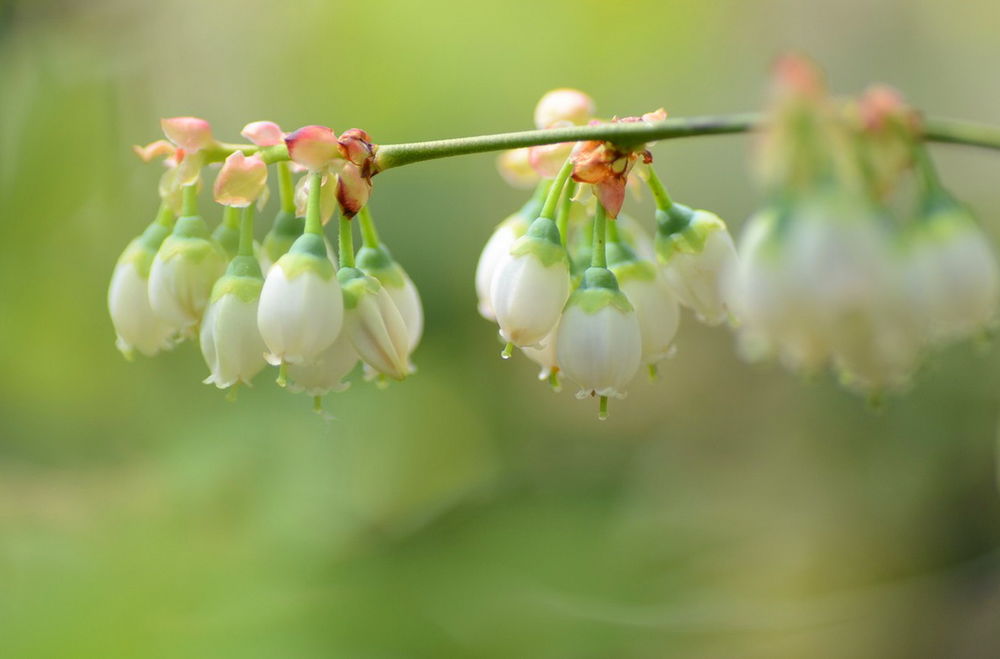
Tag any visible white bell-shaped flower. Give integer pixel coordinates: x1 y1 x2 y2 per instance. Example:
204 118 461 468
730 207 831 373
199 256 268 388
902 200 999 344
475 212 531 321
557 267 642 402
338 268 411 380
108 221 178 358
286 333 358 396
148 214 228 338
656 205 739 326
257 233 343 366
608 241 679 367
357 244 423 352
491 216 571 348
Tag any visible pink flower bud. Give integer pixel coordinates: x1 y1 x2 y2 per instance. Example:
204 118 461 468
285 125 341 171
533 88 595 129
336 163 371 218
161 117 215 152
214 151 268 207
241 121 285 147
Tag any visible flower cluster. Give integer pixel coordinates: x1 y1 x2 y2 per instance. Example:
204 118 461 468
110 119 422 412
480 90 737 418
730 56 999 397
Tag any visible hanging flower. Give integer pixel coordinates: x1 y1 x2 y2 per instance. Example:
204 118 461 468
200 259 268 389
338 268 411 380
607 241 680 367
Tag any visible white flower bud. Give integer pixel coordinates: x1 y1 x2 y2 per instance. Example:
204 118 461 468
257 233 343 365
491 217 571 348
902 202 999 344
286 333 358 396
656 206 739 326
609 244 679 366
108 223 178 357
557 267 642 400
475 212 531 321
339 269 411 380
199 257 268 388
148 215 228 338
357 245 423 352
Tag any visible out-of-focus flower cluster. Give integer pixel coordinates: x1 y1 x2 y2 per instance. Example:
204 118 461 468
484 90 737 418
731 56 999 397
110 119 422 412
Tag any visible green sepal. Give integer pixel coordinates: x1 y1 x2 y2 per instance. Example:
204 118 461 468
120 221 171 277
566 267 633 314
655 203 695 236
605 240 639 268
609 255 657 284
172 215 212 240
262 212 305 263
210 271 264 304
212 223 241 259
655 210 725 262
337 267 377 310
225 254 263 280
510 217 569 268
356 244 406 289
279 234 335 280
156 232 225 266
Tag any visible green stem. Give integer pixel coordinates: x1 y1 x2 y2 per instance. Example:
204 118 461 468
591 202 607 268
154 202 174 228
304 171 323 235
276 161 296 214
357 205 380 248
912 141 944 196
181 184 199 217
339 215 355 268
644 165 674 211
606 212 621 243
540 158 576 220
201 115 1000 171
238 205 255 257
555 179 577 246
222 204 240 229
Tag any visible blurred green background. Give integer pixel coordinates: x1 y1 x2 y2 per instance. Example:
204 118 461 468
3 0 1000 657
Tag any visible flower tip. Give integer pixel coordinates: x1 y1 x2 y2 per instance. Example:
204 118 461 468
534 88 596 129
133 139 177 163
241 120 284 147
285 125 340 171
771 53 825 99
161 116 215 152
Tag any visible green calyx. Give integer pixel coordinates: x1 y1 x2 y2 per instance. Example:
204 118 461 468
225 254 263 280
262 212 306 264
171 215 212 240
337 267 378 309
213 223 241 259
609 255 657 284
279 233 335 280
567 267 633 314
356 244 406 289
510 217 568 267
156 232 224 266
655 203 695 236
655 209 723 262
210 271 264 303
605 240 639 268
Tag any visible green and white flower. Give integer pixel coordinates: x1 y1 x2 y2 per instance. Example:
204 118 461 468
338 268 411 380
199 256 268 389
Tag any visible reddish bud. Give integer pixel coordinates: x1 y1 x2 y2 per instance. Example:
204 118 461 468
338 128 376 177
336 163 371 218
285 125 341 171
771 53 825 102
859 85 919 132
214 151 268 207
241 121 285 147
161 117 215 152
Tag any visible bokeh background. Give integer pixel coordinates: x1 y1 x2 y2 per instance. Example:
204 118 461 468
3 0 1000 657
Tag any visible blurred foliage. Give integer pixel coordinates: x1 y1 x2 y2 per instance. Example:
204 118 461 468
2 0 1000 657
